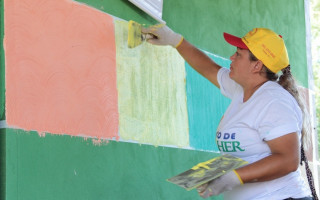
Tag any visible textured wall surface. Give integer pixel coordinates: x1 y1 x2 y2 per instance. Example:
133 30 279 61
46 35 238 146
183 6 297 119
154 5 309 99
0 0 309 199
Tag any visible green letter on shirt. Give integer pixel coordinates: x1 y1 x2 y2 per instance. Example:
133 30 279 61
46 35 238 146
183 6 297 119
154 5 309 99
232 141 245 152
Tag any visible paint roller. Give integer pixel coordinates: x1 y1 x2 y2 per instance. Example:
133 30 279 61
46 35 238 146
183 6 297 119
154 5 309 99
127 20 155 48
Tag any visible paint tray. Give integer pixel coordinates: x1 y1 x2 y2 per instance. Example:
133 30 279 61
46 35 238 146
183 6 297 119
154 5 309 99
167 154 248 191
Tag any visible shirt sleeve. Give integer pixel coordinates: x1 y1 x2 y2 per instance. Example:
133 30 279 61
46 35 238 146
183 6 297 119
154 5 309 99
217 68 241 99
257 100 302 141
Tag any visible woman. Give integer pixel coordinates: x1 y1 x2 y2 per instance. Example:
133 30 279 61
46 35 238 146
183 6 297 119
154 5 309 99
142 25 317 199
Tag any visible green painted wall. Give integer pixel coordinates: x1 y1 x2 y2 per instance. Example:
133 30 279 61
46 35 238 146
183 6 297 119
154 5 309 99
0 128 5 200
5 129 221 200
162 0 308 87
76 0 157 25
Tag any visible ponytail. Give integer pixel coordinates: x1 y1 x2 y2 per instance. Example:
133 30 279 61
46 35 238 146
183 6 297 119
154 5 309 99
278 65 311 146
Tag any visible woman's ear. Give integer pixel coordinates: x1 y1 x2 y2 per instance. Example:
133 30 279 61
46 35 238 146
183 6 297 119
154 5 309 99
252 60 264 73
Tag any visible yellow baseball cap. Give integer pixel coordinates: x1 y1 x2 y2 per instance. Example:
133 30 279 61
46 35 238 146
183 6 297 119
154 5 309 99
224 28 289 73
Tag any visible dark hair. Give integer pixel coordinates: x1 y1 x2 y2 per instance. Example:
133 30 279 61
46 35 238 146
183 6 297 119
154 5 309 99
249 51 318 199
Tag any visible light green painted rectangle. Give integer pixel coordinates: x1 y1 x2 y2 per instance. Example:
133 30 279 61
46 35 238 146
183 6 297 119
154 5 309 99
115 19 189 148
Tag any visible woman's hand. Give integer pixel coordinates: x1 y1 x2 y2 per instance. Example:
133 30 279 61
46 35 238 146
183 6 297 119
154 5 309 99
141 24 183 48
197 170 243 198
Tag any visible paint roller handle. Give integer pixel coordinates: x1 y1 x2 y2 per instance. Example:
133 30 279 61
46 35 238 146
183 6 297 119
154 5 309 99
141 24 183 48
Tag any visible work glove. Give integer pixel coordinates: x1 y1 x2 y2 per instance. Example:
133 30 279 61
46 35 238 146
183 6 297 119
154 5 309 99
141 24 183 48
197 170 243 198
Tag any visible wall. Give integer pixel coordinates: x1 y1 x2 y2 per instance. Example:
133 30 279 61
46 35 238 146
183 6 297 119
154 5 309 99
0 0 310 200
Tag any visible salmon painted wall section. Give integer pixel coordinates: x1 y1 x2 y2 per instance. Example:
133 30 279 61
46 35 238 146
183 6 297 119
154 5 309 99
4 0 119 139
0 0 4 121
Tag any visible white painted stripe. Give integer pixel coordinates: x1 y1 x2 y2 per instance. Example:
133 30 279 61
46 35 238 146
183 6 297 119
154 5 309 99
0 121 218 152
76 133 218 153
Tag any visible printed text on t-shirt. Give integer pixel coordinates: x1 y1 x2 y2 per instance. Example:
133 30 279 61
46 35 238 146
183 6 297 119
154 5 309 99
216 132 245 152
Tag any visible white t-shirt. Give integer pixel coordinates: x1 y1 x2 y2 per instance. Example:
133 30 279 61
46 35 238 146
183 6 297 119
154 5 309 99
216 68 311 200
